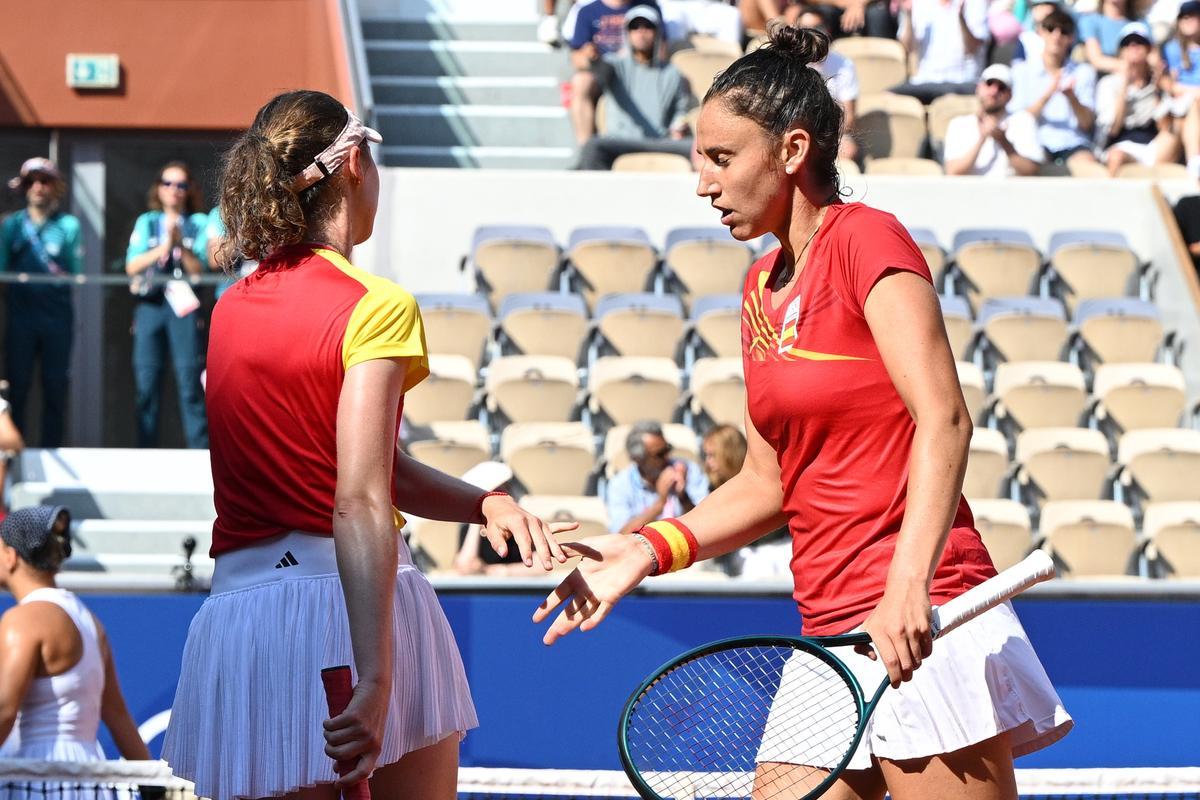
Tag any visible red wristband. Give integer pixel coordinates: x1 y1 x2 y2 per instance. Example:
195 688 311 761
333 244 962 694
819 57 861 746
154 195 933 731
474 491 509 524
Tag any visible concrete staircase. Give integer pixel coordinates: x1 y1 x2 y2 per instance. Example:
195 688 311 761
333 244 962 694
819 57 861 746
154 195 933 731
363 5 577 169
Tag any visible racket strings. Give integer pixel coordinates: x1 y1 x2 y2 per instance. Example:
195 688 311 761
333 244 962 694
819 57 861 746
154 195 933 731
625 645 861 799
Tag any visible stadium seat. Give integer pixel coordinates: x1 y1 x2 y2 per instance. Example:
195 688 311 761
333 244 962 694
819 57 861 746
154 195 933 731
864 157 944 175
857 93 927 160
976 297 1069 364
963 428 1009 499
669 49 739 100
1116 428 1200 504
414 293 493 369
968 498 1032 571
594 293 686 359
498 292 590 362
567 226 658 310
956 361 987 423
829 37 908 95
951 229 1042 310
588 356 683 426
939 294 974 360
1072 298 1164 366
406 421 492 478
500 422 596 496
991 361 1087 431
927 93 979 156
687 33 744 57
401 354 477 426
689 357 746 427
1013 427 1111 507
1040 500 1138 577
66 520 214 573
909 228 947 279
663 227 755 307
1143 502 1200 578
406 516 463 573
1048 231 1140 311
518 495 610 540
468 225 560 310
690 294 742 359
1116 162 1191 179
604 423 701 478
1090 363 1187 434
612 152 693 173
484 355 580 424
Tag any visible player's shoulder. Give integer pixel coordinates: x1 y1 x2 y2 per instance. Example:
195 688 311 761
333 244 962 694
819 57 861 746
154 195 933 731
829 202 907 237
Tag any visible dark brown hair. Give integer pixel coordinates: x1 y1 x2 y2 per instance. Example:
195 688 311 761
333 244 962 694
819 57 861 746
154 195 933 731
216 90 351 262
147 160 203 215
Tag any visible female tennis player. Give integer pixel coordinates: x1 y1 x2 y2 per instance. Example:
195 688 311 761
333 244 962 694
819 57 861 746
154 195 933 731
536 24 1071 800
162 90 573 800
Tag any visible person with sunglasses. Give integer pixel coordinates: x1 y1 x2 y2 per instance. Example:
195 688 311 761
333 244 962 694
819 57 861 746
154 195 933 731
605 420 709 534
124 161 210 449
944 63 1045 175
0 158 82 448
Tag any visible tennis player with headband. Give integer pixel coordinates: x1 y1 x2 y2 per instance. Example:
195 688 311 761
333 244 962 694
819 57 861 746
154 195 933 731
162 90 574 800
536 24 1072 800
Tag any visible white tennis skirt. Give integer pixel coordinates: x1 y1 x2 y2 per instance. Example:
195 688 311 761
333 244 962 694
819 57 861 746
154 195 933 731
162 531 478 800
757 602 1073 770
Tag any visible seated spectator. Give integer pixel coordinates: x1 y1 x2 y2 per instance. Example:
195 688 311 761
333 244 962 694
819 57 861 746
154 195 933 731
796 8 861 162
1010 8 1100 167
1012 0 1064 65
605 420 709 534
1096 22 1181 174
1079 0 1145 75
740 0 803 38
566 0 662 146
579 6 696 170
1163 1 1200 175
944 63 1045 175
0 394 24 520
1174 185 1200 274
701 424 746 490
658 0 743 48
812 0 900 38
893 0 990 104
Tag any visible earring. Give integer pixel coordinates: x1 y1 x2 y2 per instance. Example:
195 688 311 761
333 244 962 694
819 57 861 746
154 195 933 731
785 165 795 175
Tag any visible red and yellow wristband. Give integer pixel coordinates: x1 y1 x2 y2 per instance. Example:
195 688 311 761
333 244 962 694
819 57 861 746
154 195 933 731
636 518 699 575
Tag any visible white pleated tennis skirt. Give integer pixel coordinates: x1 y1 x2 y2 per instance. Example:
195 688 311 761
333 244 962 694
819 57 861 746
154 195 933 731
757 602 1073 770
162 531 478 800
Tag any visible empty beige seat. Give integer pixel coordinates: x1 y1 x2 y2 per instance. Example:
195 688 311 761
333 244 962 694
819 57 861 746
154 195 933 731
567 226 658 310
406 517 464 573
1048 231 1139 311
964 428 1009 499
670 49 738 100
1116 428 1200 503
604 423 700 478
1091 363 1187 433
1073 299 1163 365
469 226 560 309
1143 502 1200 578
957 361 986 424
1116 162 1190 179
1014 427 1110 506
612 152 693 173
406 421 491 478
940 295 974 360
857 93 928 160
498 293 589 361
690 295 742 358
830 37 907 95
977 298 1069 363
1040 500 1137 577
991 362 1087 431
589 356 682 425
689 358 746 426
927 93 979 152
968 498 1032 572
500 422 596 496
864 157 944 175
518 495 609 540
595 294 686 358
485 355 580 423
664 228 755 308
909 228 946 278
415 293 493 369
403 354 477 425
951 230 1042 311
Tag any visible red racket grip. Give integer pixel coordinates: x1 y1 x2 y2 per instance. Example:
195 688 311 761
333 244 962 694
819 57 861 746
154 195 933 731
321 665 372 800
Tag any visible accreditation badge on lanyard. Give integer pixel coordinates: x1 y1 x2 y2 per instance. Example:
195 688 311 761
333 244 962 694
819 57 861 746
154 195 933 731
778 295 801 355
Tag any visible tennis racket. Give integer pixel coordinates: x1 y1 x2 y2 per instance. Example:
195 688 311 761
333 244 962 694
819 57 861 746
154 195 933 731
321 665 372 800
617 550 1056 800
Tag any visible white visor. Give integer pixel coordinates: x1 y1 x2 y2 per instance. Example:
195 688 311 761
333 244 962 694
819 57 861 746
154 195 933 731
285 107 382 192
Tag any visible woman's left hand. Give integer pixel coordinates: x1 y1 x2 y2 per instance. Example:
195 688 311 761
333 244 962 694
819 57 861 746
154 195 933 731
857 579 933 688
480 494 575 570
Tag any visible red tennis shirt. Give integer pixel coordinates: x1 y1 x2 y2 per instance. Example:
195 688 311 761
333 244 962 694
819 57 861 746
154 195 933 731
206 244 429 557
741 203 996 636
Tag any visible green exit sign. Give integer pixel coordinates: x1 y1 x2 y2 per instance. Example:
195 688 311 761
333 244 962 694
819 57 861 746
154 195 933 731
66 54 120 89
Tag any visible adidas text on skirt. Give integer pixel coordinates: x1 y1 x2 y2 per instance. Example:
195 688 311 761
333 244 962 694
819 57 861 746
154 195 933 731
162 531 478 800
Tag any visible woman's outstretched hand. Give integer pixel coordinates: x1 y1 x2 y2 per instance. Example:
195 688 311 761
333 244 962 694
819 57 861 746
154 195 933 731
480 494 577 570
532 533 655 645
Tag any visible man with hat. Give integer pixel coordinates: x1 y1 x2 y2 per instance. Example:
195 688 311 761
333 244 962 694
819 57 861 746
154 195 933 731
944 63 1045 175
1096 21 1180 175
0 159 82 448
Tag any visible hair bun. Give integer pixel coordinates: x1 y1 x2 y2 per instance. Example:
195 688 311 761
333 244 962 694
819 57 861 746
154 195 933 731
766 22 830 66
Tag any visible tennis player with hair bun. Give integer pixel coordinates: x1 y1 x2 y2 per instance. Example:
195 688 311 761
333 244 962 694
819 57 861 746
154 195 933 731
162 90 574 800
537 23 1072 800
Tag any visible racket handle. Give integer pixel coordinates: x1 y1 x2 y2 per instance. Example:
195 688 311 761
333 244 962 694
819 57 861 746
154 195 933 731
321 665 372 800
931 550 1056 639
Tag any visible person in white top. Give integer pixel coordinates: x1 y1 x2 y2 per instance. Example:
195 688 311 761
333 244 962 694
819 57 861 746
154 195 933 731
0 505 149 763
895 0 991 104
944 63 1045 175
797 8 862 162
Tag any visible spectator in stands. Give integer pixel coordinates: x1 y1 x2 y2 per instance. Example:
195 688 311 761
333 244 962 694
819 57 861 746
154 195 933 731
812 0 900 38
893 0 991 104
539 0 567 44
0 158 82 448
658 0 743 47
740 0 803 38
943 63 1045 174
0 394 24 519
1079 0 1145 75
606 420 709 533
0 506 151 763
701 424 746 490
795 8 861 162
1012 0 1063 65
1010 8 1100 167
567 0 662 146
1163 1 1200 175
579 6 697 169
1095 22 1181 174
124 162 209 449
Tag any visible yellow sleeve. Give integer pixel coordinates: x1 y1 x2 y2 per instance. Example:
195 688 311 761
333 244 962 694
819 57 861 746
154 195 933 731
342 283 430 393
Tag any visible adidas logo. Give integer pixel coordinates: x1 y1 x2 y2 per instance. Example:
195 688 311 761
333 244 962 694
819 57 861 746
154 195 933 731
274 551 299 569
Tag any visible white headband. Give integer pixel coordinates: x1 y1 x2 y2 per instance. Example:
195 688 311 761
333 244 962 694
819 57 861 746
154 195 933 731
285 108 382 192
